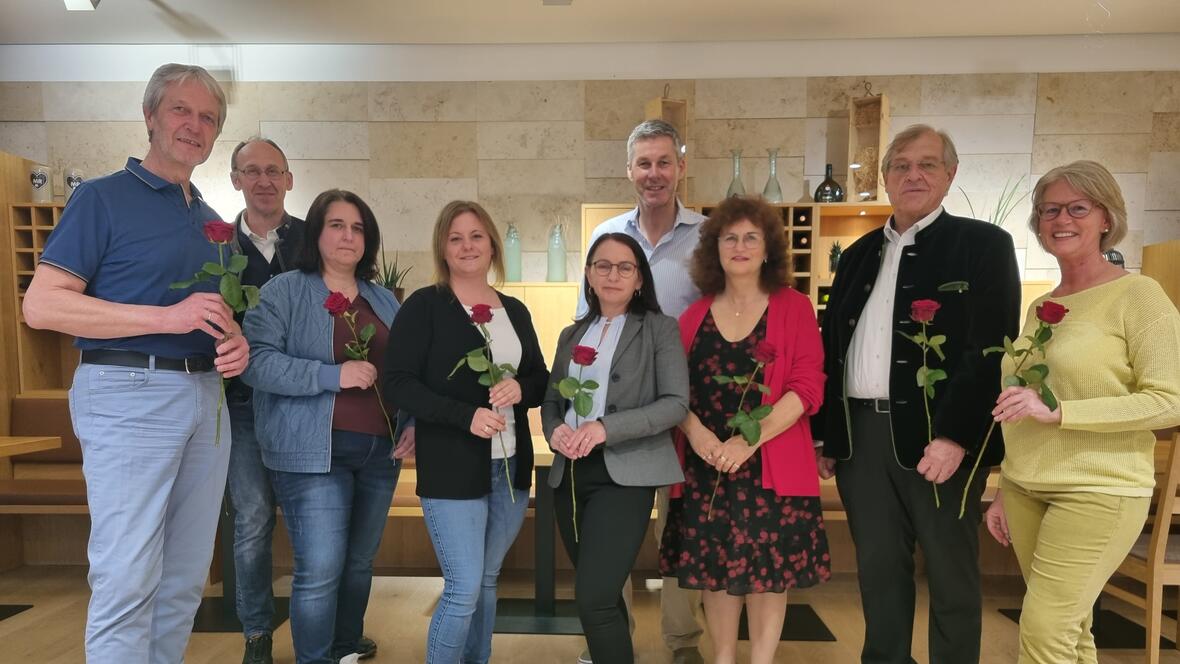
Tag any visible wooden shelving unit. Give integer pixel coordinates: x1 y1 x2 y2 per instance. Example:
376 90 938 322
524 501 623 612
8 202 74 395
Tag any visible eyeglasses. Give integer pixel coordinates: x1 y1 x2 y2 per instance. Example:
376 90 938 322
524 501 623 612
719 232 764 249
886 160 944 176
590 260 637 278
235 167 287 181
1035 199 1100 221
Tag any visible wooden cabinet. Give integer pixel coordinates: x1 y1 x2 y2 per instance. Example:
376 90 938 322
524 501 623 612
498 282 579 366
1143 240 1180 308
9 203 75 395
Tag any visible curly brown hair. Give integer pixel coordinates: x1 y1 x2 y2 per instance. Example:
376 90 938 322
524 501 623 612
689 196 792 296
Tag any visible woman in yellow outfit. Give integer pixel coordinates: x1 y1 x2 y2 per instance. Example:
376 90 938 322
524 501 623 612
985 160 1180 663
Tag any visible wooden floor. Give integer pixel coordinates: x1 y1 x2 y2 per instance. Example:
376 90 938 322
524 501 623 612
0 567 1178 663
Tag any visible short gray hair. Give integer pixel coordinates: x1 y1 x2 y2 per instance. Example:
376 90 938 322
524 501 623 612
626 119 685 164
230 137 289 172
142 63 227 136
881 124 959 174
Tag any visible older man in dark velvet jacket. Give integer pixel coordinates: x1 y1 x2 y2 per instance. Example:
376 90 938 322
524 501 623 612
814 124 1022 664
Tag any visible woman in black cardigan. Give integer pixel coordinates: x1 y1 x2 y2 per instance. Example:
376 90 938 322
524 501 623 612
383 201 548 664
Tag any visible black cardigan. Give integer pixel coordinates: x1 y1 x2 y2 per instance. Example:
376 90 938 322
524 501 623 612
383 284 549 499
813 211 1021 468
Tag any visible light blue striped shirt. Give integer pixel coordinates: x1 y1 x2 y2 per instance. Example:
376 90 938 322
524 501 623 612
575 202 705 320
563 314 627 430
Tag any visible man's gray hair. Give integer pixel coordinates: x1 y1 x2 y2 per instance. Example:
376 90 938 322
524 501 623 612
230 137 289 172
881 124 959 174
626 119 685 164
142 63 227 136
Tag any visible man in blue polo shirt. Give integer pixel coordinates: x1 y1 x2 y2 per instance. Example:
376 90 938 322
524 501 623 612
574 119 706 664
23 63 249 663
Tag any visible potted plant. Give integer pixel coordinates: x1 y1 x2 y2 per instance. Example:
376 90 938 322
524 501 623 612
378 251 412 303
829 241 843 274
960 175 1027 228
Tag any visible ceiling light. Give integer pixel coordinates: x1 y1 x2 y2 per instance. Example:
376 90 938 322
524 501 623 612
64 0 99 9
849 163 861 170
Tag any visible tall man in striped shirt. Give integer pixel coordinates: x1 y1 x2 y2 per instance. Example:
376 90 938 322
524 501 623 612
575 119 706 664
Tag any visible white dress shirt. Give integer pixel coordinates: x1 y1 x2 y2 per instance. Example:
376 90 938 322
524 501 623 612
242 214 281 263
845 206 943 399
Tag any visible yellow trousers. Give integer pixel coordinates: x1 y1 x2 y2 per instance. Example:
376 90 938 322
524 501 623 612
1001 477 1150 664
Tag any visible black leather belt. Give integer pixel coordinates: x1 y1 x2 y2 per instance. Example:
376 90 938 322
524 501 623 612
848 397 890 413
81 349 215 373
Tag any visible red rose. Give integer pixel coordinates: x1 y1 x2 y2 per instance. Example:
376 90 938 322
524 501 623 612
203 220 235 244
571 345 598 367
324 291 351 316
753 341 776 365
1036 301 1069 325
470 303 494 325
910 299 941 324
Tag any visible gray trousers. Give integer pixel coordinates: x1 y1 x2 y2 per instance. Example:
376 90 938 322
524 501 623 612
835 400 987 664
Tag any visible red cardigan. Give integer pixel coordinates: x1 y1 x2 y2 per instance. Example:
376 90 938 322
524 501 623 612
671 287 826 498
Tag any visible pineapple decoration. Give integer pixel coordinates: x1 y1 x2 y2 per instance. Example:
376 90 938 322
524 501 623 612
828 241 843 274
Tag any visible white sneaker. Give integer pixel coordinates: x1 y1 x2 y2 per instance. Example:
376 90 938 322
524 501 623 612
576 649 593 664
337 654 362 664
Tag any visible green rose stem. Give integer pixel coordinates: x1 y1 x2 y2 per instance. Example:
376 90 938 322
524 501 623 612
211 242 227 447
570 362 587 542
706 361 765 521
478 321 515 505
918 319 940 509
339 310 397 445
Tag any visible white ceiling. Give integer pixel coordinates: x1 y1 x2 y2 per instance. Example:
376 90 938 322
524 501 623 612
1 0 1178 45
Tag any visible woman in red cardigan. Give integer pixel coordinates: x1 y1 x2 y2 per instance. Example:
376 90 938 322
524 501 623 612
659 196 831 664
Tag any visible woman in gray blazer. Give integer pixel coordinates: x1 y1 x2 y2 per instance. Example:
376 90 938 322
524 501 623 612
542 232 689 664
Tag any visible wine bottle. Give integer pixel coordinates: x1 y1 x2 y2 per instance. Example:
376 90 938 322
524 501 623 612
814 163 845 203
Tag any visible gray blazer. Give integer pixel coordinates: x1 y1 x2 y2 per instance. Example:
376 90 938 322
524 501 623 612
541 310 689 488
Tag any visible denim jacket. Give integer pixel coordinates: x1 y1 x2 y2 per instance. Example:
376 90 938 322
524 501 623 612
242 269 401 473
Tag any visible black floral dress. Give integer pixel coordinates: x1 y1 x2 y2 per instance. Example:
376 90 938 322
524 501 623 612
659 310 831 595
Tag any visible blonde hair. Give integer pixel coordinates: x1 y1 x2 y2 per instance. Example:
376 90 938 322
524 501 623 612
431 200 505 288
1028 160 1127 252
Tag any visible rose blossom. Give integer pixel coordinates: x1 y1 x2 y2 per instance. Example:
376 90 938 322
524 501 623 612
572 345 598 367
910 299 941 324
753 341 777 365
1036 301 1069 325
470 303 494 325
203 220 235 244
323 291 351 316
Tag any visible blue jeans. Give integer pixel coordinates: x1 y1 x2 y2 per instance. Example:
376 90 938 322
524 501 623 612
227 399 277 638
271 430 400 664
420 456 529 664
70 363 231 664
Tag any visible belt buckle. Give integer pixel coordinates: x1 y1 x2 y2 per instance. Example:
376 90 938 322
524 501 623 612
873 398 890 413
184 357 194 374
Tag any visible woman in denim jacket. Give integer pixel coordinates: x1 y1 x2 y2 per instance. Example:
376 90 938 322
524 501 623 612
243 189 409 664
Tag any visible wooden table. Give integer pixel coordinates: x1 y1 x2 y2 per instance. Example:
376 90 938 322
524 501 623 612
0 436 60 458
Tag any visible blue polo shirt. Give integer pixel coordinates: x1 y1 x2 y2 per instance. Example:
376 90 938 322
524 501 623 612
39 157 224 359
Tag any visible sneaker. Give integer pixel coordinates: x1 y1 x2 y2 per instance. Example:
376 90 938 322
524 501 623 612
242 633 273 664
356 636 377 659
336 655 361 664
576 649 593 664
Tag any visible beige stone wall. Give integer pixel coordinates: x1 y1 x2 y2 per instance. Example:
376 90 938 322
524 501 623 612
2 71 1178 292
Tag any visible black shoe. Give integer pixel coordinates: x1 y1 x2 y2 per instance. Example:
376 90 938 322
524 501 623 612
243 633 274 664
356 636 377 660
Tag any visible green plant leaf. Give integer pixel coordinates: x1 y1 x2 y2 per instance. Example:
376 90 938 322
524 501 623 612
1029 363 1049 379
467 354 490 372
937 280 970 293
242 285 260 310
358 323 376 344
714 375 733 385
915 365 928 387
573 392 594 417
1040 383 1058 411
1021 365 1047 384
557 376 580 399
726 412 749 429
982 345 1005 356
582 380 600 390
1002 374 1021 388
756 384 771 394
750 404 773 420
1003 336 1017 356
227 254 248 275
929 342 946 362
344 347 365 361
220 274 243 310
738 418 761 445
466 348 485 359
925 383 936 399
498 363 517 376
733 375 750 386
927 368 948 385
203 261 226 276
478 372 493 387
447 356 468 379
929 334 947 346
1035 326 1052 344
169 278 199 289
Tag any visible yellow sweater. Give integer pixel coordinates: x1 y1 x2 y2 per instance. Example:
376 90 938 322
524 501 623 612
1000 274 1180 496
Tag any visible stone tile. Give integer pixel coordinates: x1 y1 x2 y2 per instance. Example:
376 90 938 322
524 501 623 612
693 119 805 159
1143 211 1180 245
482 194 584 250
369 122 475 178
943 187 1032 239
520 250 581 283
260 121 369 160
952 154 1032 194
0 83 43 121
46 121 146 180
584 80 694 140
695 78 806 119
690 156 804 207
1031 134 1150 175
0 122 48 164
476 81 584 122
1147 152 1180 211
1154 72 1180 113
804 117 849 178
256 82 368 121
219 82 261 145
477 159 583 197
285 160 372 223
367 177 478 253
41 82 145 121
1035 72 1155 134
585 140 627 179
887 115 1034 156
584 178 634 204
920 74 1038 115
477 121 583 160
805 75 921 118
189 140 245 221
1113 173 1147 230
1152 113 1180 151
368 82 477 122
